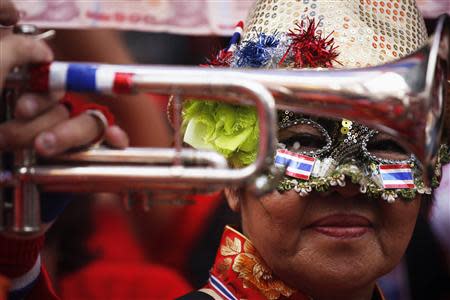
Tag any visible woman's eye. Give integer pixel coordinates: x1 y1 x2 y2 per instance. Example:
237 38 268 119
367 139 410 161
280 133 326 152
278 122 328 153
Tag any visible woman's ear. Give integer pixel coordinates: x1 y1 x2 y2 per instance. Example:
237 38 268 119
224 187 241 213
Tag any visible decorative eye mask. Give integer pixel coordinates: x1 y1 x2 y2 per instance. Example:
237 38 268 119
275 111 449 203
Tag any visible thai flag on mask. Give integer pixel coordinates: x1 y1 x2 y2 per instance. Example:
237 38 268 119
275 149 316 180
379 164 415 189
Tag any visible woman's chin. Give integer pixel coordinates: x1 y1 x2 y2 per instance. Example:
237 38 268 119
272 240 385 293
279 260 381 297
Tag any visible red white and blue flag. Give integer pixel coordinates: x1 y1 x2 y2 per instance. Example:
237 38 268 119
30 62 135 94
208 274 238 300
227 21 244 53
379 164 415 189
275 149 316 180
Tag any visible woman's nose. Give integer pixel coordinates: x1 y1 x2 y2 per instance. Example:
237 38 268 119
324 181 362 198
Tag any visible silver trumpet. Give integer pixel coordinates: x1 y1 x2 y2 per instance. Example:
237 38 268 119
1 15 449 234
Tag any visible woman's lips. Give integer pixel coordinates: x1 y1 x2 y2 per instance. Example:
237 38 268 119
307 214 373 238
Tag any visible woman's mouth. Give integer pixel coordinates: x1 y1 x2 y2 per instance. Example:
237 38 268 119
307 214 373 238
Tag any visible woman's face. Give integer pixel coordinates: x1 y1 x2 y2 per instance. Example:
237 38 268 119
226 185 421 296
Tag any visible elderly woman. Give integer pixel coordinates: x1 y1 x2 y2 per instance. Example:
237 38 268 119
177 0 449 299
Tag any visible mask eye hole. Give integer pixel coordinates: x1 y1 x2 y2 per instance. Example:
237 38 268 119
278 121 329 154
366 133 411 161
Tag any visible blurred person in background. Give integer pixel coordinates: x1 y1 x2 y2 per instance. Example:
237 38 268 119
0 0 193 298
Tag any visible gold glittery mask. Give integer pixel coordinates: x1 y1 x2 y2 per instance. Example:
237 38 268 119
240 0 436 202
275 111 449 203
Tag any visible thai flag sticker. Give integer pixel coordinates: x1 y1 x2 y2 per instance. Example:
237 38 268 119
379 164 415 189
275 149 316 180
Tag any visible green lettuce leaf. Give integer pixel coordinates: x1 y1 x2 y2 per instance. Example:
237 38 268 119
182 100 259 166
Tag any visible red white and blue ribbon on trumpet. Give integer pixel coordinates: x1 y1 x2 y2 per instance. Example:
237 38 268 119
30 62 135 94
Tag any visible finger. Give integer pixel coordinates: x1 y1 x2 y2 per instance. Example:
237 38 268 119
14 93 57 120
0 104 69 150
35 113 103 156
0 0 19 26
104 125 129 149
0 35 53 87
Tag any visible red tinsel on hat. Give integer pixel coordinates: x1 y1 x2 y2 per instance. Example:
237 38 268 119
280 18 340 68
202 49 233 67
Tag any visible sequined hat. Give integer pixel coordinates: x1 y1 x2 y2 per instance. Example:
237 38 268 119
243 0 428 68
181 0 449 202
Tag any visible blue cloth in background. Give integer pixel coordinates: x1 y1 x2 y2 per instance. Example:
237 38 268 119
40 193 76 223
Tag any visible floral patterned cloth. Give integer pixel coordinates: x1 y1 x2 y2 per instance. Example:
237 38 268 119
204 226 385 300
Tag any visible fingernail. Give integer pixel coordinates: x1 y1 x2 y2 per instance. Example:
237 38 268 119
22 96 38 117
0 11 19 26
44 48 54 61
41 48 54 62
108 125 129 148
35 41 53 62
109 125 121 135
36 132 56 155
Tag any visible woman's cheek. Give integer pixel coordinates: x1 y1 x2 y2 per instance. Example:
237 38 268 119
256 190 308 226
241 191 309 259
377 197 421 257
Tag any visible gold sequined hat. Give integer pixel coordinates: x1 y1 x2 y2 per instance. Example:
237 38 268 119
243 0 429 68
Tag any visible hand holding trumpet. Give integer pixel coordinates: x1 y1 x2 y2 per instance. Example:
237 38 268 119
0 0 129 157
0 0 130 239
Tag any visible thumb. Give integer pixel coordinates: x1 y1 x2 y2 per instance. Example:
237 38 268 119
0 35 53 89
0 0 20 26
